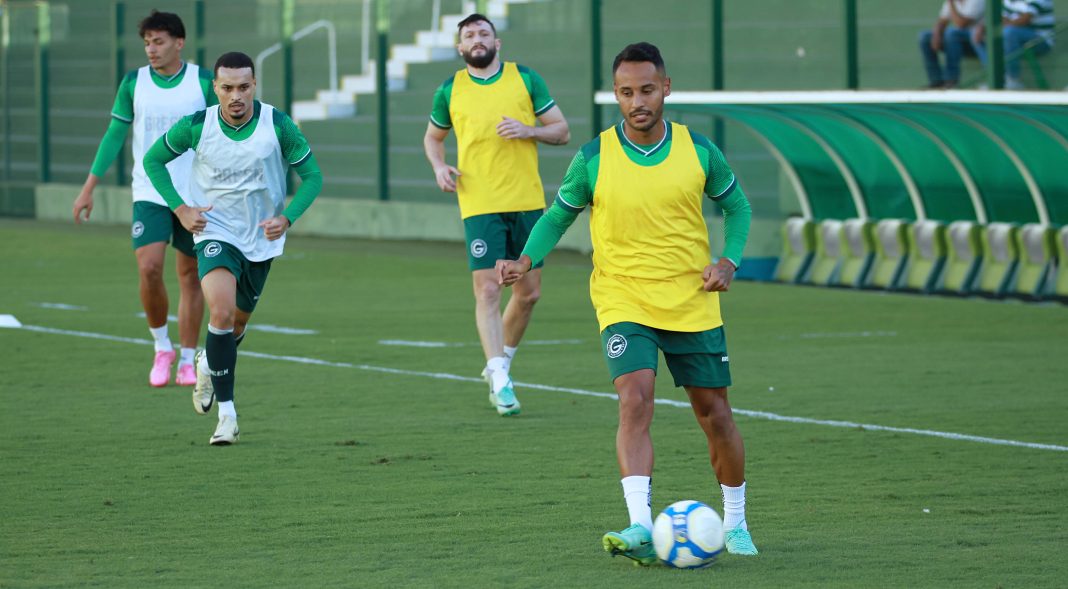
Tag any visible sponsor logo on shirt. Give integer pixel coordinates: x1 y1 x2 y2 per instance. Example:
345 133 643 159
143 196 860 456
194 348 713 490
144 114 184 139
211 167 265 185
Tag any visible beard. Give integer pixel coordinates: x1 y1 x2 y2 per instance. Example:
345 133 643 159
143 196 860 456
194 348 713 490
462 44 497 69
626 109 661 133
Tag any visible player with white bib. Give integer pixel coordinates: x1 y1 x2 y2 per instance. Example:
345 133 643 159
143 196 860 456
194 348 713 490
73 10 215 388
143 52 323 445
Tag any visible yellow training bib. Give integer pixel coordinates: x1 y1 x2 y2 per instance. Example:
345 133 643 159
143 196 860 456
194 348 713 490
589 122 722 332
449 62 545 219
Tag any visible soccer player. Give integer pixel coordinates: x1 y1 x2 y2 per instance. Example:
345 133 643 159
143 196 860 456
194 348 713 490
423 13 570 416
143 52 323 445
72 10 215 388
496 43 758 563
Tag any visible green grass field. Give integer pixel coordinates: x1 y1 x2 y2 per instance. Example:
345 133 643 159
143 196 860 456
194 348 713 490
1 218 1066 588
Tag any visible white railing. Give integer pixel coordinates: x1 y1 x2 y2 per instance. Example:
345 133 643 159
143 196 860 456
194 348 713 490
255 19 338 100
361 0 371 75
431 0 442 33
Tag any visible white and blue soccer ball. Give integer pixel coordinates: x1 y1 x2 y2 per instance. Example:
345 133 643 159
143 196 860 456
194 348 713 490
652 500 725 569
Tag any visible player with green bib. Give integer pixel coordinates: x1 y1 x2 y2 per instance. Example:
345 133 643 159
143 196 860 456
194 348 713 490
73 10 215 388
143 52 323 445
497 43 758 563
423 13 570 416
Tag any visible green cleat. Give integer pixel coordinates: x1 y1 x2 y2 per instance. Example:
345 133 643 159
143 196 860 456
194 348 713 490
489 381 521 416
602 523 657 566
724 527 759 556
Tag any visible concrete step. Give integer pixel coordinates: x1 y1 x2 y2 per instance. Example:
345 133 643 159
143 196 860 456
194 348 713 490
292 99 357 122
392 44 457 64
415 30 456 47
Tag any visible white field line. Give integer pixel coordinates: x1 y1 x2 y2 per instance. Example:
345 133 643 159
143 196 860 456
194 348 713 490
378 338 584 348
12 323 1068 453
34 302 88 311
136 313 317 335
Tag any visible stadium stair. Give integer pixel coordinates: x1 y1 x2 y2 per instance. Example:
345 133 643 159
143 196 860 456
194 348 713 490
292 0 545 122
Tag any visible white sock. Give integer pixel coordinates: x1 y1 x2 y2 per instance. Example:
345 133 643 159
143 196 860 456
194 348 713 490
622 475 653 532
503 345 518 372
721 481 748 531
197 351 210 374
486 356 510 392
149 325 173 352
179 347 196 366
218 400 237 418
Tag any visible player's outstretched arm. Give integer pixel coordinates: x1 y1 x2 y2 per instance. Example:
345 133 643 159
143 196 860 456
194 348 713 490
423 122 460 192
73 175 98 224
277 153 324 234
142 134 184 210
74 118 132 223
497 201 578 286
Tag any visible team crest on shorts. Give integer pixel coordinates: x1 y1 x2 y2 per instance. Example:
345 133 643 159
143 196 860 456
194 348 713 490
606 334 628 359
204 242 223 258
470 239 488 258
131 221 145 238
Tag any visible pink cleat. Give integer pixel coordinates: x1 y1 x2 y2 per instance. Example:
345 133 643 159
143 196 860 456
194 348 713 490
175 363 197 386
149 350 176 387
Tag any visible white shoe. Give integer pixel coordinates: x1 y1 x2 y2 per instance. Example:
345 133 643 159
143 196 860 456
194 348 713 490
210 415 239 445
193 350 215 415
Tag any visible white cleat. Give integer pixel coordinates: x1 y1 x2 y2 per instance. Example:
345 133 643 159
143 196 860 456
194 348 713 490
210 415 239 445
193 349 215 415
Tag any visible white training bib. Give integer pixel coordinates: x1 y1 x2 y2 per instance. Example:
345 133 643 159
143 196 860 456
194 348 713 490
189 103 288 262
131 63 205 205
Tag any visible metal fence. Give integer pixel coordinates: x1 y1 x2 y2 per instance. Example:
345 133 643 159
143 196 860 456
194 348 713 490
1 0 1064 218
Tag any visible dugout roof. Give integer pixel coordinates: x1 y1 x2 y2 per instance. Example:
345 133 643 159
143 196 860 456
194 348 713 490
595 91 1068 226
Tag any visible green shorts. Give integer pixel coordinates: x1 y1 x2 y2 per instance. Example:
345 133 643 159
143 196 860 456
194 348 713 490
463 209 546 271
132 201 195 257
194 240 273 313
600 322 732 388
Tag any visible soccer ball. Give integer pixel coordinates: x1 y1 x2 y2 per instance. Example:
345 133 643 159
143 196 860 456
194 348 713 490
652 500 725 569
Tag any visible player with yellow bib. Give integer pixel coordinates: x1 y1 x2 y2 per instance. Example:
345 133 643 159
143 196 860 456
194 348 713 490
423 14 570 417
496 43 758 564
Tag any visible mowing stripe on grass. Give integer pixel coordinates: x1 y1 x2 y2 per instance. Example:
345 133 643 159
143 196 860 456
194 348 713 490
378 338 584 348
13 323 1068 453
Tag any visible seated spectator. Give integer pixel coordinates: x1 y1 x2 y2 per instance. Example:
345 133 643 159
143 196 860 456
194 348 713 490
920 0 987 88
973 0 1055 89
